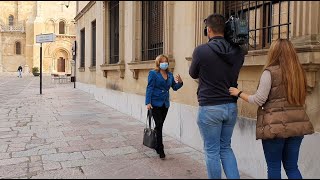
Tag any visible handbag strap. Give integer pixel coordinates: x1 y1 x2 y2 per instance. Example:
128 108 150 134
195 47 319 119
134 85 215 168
146 109 153 129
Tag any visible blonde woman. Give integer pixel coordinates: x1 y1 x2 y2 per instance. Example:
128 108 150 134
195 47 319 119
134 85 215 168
145 54 183 159
229 39 314 179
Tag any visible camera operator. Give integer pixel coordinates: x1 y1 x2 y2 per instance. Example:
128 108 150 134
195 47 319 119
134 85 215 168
189 13 245 179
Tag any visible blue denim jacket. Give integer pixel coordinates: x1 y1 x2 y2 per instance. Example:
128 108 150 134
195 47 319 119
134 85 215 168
145 70 183 108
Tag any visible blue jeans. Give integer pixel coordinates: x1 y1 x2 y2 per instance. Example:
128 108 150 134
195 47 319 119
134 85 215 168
197 103 240 179
262 136 304 179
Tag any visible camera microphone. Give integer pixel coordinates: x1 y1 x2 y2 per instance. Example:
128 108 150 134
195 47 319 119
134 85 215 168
204 26 207 36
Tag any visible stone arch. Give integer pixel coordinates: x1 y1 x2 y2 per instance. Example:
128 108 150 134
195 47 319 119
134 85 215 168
15 41 21 55
58 18 68 34
53 47 70 59
52 48 71 73
57 18 68 24
44 40 73 58
45 19 55 33
59 21 65 34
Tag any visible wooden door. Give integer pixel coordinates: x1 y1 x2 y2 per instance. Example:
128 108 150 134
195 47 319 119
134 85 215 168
57 57 65 72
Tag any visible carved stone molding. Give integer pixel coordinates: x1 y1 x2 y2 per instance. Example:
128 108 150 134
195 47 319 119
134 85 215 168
100 63 125 78
303 64 320 93
291 35 320 47
78 67 85 72
88 66 96 72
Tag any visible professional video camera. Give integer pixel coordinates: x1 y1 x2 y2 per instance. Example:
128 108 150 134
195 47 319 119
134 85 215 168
224 16 248 46
204 15 249 54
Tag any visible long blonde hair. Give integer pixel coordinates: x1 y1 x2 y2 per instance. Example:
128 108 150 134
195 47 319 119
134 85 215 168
154 54 170 72
264 39 307 105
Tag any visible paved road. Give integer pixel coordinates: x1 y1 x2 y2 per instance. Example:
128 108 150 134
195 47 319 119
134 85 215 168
0 75 252 179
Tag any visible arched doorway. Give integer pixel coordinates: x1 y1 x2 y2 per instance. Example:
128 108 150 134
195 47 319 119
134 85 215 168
53 49 69 74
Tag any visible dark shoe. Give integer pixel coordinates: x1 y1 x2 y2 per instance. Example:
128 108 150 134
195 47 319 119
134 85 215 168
159 151 166 159
155 149 160 154
154 145 163 154
154 146 160 154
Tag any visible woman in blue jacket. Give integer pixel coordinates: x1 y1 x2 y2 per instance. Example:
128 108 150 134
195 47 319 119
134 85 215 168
145 54 183 159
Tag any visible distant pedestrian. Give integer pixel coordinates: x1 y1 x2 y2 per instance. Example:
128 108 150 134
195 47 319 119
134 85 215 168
17 65 23 78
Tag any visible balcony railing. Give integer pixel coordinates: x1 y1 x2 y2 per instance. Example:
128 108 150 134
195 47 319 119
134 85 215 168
0 24 25 32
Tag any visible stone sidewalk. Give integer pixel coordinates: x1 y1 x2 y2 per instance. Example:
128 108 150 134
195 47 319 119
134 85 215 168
0 75 251 179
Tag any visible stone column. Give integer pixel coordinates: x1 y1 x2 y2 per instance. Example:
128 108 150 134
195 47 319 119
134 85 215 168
291 1 320 45
0 58 3 73
0 39 2 72
290 1 320 92
105 1 110 64
0 29 2 72
32 6 44 69
163 1 174 59
194 1 214 47
118 1 125 64
71 60 75 76
133 1 142 62
101 1 106 64
290 1 320 132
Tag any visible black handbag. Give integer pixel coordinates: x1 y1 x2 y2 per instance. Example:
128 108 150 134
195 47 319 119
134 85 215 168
143 109 157 149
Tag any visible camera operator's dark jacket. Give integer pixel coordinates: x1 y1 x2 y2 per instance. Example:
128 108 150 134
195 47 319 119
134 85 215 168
189 36 245 106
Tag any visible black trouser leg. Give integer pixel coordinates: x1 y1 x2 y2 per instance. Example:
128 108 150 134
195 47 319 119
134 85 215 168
152 105 169 152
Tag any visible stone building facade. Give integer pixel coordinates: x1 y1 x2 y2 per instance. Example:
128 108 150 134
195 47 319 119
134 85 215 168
74 1 320 178
0 1 76 74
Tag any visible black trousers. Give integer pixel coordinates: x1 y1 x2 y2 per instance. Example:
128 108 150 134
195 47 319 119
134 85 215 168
152 104 169 151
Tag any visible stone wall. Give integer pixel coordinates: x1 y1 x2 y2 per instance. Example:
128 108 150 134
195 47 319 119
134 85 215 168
1 32 26 72
75 1 320 131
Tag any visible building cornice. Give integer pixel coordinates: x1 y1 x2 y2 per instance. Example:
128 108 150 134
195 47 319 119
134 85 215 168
74 1 96 21
56 35 76 38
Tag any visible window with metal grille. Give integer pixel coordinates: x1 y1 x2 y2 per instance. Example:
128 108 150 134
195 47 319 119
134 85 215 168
109 1 119 64
91 20 96 67
141 1 164 61
59 21 65 34
80 28 85 68
9 15 14 26
222 1 291 50
15 42 21 55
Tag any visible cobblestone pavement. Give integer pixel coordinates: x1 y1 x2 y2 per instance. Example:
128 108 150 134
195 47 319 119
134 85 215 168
0 75 252 179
